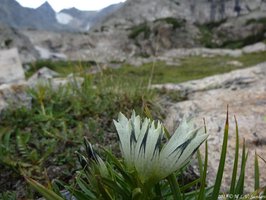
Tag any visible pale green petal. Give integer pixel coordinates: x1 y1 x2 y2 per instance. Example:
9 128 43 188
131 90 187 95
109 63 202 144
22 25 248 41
164 119 193 152
134 121 163 183
158 129 208 179
114 118 135 168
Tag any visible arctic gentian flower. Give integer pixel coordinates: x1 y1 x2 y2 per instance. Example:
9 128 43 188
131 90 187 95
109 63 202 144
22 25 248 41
114 111 208 185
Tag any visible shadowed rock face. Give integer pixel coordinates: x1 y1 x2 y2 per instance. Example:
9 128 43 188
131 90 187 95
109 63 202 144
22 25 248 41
161 63 266 192
0 23 39 62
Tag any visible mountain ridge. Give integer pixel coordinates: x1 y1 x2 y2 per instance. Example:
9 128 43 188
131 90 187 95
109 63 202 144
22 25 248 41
0 0 124 31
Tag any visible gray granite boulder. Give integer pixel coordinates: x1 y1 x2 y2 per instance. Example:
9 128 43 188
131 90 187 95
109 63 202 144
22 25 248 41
0 48 25 84
157 63 266 192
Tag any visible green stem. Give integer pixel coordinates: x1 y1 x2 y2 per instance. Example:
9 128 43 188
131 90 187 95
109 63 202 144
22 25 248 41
168 174 182 200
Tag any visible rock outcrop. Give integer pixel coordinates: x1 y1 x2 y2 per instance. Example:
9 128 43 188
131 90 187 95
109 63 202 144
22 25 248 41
0 23 39 62
157 63 266 192
0 48 25 84
99 0 266 28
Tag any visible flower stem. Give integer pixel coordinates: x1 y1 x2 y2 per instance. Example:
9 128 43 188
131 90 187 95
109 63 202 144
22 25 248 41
168 174 182 200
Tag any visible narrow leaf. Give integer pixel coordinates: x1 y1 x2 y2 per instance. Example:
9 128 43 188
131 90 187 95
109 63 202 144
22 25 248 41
25 177 64 200
235 139 248 195
229 115 239 196
254 151 260 190
211 108 229 200
197 118 208 200
167 175 183 200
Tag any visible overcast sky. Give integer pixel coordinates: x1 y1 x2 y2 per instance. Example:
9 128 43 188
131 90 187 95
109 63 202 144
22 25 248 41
15 0 126 12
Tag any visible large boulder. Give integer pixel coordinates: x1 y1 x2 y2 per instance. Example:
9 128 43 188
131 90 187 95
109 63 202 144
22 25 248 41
0 48 25 84
158 63 266 192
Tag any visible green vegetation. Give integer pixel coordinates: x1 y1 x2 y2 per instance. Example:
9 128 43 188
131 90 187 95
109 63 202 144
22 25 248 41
196 20 227 48
26 60 96 77
197 18 266 49
128 17 185 40
0 72 157 198
221 31 266 49
1 51 266 198
154 17 186 29
128 23 151 39
26 110 266 200
197 24 217 48
109 51 266 84
246 17 266 26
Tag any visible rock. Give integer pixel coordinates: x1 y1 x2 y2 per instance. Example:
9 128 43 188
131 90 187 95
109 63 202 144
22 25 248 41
50 76 84 90
162 48 243 59
213 11 266 47
99 0 266 26
242 42 266 54
160 63 266 192
226 60 243 67
0 22 39 62
27 67 59 87
35 45 67 60
27 67 84 90
152 64 259 94
0 48 25 85
0 82 31 113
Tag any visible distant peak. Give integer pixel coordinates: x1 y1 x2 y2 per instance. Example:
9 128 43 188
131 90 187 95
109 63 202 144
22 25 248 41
37 1 54 11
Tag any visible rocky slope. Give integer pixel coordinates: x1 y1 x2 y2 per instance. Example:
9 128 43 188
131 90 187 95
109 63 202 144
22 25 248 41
86 0 266 59
99 0 266 27
156 63 266 192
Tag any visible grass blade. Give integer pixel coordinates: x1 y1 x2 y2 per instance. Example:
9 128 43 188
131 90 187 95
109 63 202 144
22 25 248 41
234 139 248 196
197 150 203 179
211 108 229 200
25 177 64 200
229 115 239 196
76 178 97 198
167 175 183 200
197 118 208 200
254 151 260 190
180 178 200 192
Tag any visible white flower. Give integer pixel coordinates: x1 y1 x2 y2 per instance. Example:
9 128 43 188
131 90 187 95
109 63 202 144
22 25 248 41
114 111 208 185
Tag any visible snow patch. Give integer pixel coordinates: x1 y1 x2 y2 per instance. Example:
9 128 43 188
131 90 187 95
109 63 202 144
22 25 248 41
56 12 73 25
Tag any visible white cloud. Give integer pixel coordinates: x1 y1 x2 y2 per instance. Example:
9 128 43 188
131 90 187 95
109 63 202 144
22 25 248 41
16 0 126 12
